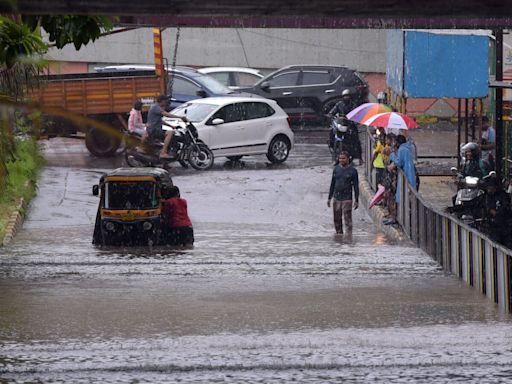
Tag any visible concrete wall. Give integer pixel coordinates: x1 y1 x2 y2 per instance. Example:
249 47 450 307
44 28 387 73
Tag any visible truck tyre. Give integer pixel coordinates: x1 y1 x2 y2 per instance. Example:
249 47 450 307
85 127 121 157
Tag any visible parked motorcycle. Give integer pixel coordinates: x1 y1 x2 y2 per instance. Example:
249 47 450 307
124 119 214 170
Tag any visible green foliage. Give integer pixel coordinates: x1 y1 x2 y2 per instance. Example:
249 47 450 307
0 16 47 68
3 138 43 201
23 15 114 50
0 137 43 237
0 61 46 100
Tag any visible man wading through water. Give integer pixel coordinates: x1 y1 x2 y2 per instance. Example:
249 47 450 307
327 151 359 234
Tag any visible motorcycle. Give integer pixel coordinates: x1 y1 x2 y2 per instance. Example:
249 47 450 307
328 114 362 164
124 119 214 171
328 115 351 163
449 167 496 222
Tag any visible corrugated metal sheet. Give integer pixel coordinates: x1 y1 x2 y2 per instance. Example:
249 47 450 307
387 30 489 98
386 30 404 96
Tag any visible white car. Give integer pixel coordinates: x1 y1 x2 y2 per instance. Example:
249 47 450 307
198 67 264 90
167 97 294 163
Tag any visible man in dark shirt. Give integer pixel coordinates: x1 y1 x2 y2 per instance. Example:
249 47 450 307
327 151 359 234
147 95 187 158
328 89 356 117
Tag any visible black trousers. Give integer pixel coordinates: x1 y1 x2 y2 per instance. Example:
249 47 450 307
166 226 194 246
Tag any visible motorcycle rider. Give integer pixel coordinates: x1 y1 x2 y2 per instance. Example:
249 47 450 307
329 89 357 117
146 95 188 159
460 142 489 179
328 89 361 163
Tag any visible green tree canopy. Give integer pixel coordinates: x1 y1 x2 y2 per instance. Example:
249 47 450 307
22 15 113 50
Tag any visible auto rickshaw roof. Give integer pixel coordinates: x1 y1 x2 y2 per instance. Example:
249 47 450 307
100 167 173 184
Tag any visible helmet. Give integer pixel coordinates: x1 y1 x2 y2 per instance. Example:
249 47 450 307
342 89 351 97
461 142 480 158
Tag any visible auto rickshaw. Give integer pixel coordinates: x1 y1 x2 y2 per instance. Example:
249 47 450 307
92 167 173 246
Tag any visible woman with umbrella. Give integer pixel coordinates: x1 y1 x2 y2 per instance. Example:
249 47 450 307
362 112 420 225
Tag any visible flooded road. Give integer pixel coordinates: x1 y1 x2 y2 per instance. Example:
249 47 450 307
1 134 512 383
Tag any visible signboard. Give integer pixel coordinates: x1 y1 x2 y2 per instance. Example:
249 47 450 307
387 30 489 98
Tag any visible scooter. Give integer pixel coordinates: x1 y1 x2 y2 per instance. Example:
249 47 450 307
124 119 214 171
449 167 496 221
328 115 351 162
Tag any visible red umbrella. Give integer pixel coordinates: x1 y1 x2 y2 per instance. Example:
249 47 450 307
363 112 419 130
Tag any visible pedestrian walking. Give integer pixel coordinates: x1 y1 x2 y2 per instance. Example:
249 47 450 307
327 151 359 234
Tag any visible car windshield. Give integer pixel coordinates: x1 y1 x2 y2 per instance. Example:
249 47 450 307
104 181 158 210
194 74 234 94
171 103 219 122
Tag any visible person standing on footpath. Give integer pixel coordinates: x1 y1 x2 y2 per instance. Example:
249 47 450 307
480 116 496 170
327 151 359 234
371 129 386 190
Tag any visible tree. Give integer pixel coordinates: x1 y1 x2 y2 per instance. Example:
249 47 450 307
23 15 113 50
1 15 114 98
0 15 113 191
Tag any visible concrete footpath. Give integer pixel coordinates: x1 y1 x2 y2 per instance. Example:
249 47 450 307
356 166 409 243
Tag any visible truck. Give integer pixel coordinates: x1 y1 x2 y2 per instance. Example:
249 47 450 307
33 70 165 157
34 65 251 156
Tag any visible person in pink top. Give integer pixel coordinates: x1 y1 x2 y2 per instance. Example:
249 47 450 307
128 100 147 137
161 186 194 246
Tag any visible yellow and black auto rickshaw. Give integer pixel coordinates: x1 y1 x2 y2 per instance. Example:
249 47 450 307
92 167 173 246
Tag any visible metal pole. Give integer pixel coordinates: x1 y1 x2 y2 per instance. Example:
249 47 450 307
471 98 476 141
478 99 483 143
495 29 504 180
458 99 461 169
465 99 469 143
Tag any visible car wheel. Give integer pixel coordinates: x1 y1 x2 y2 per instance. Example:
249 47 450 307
266 135 290 164
227 156 243 162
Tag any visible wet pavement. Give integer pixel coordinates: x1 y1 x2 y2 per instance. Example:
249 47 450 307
1 133 512 383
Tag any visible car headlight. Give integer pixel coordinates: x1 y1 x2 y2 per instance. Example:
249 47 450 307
142 222 153 231
464 176 479 187
105 222 116 231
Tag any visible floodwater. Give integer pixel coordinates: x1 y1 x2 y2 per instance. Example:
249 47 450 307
1 134 512 383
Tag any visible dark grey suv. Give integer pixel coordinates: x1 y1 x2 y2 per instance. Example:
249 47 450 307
239 65 369 124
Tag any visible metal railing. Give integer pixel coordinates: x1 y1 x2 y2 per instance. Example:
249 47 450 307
362 127 512 312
